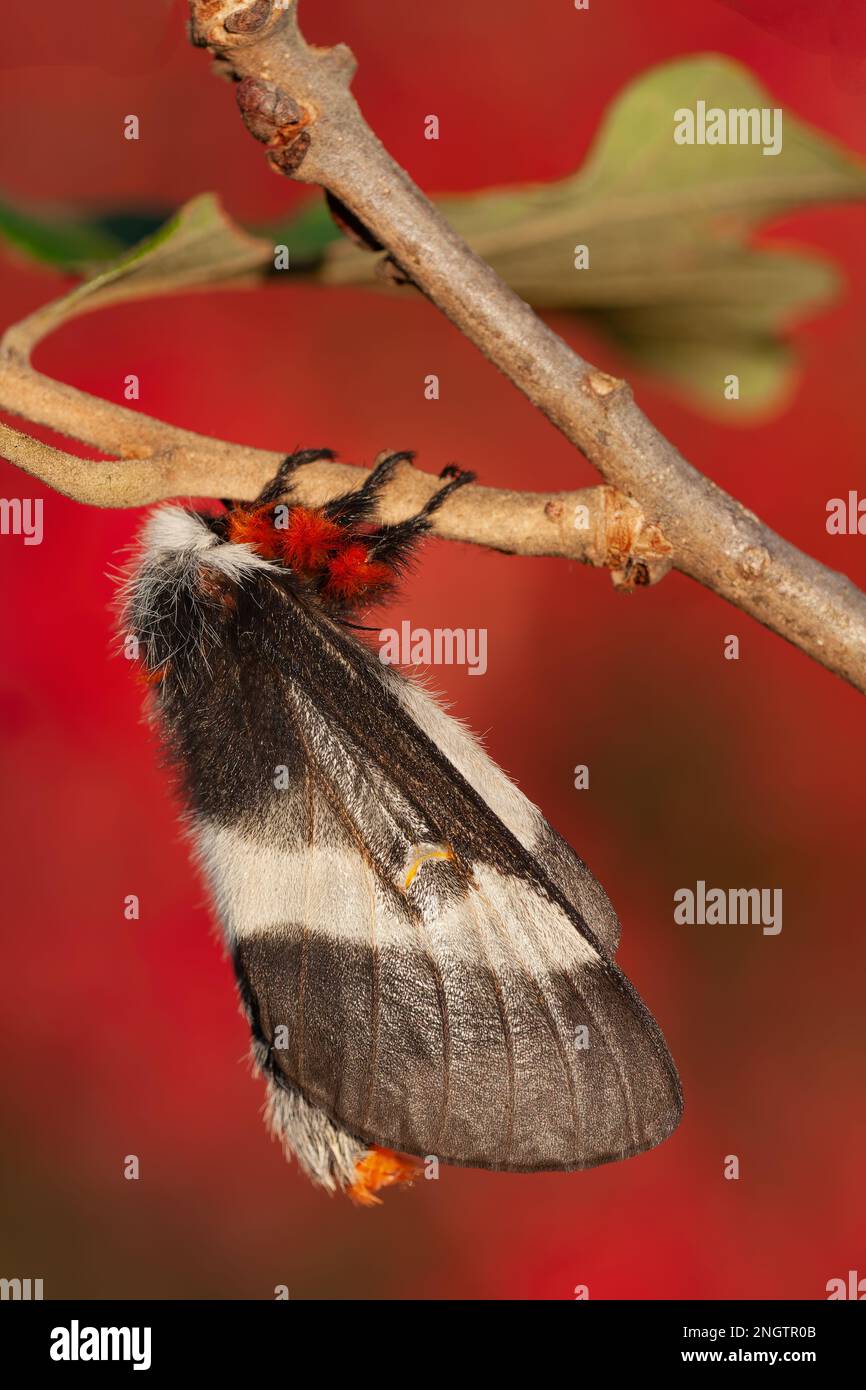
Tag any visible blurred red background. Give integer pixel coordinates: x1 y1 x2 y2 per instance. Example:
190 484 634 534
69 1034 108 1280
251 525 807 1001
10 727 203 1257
1 0 864 1300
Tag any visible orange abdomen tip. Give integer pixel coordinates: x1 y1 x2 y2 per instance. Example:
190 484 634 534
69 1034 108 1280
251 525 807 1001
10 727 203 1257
138 663 169 688
348 1147 423 1206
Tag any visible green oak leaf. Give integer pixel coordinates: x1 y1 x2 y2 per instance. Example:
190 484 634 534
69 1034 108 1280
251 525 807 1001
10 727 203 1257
312 54 866 416
3 55 865 415
4 194 272 354
0 199 125 267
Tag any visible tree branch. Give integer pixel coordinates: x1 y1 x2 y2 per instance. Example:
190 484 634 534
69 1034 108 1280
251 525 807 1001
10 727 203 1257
0 3 863 690
0 393 663 574
177 0 866 695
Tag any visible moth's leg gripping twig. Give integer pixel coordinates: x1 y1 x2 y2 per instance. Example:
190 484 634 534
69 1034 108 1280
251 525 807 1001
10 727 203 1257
369 464 476 566
252 448 338 508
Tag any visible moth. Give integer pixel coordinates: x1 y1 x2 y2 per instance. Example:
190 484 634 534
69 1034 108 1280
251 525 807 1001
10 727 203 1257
122 448 682 1204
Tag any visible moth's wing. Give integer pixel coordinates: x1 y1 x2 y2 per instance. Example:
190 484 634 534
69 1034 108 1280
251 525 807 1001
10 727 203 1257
384 670 622 957
196 603 681 1174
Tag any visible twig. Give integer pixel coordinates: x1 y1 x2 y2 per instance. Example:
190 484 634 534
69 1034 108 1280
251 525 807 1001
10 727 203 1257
0 409 662 575
179 0 866 695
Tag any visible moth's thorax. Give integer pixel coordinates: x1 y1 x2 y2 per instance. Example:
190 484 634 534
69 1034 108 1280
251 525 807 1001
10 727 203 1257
140 500 400 609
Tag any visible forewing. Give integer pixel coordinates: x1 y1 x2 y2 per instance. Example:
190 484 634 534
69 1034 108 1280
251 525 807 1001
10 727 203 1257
191 584 681 1172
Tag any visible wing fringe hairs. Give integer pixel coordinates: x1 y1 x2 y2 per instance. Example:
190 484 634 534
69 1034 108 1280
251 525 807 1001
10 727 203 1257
121 449 683 1205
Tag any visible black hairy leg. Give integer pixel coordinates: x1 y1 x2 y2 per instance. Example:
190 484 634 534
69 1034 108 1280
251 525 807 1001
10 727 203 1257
216 449 474 616
251 448 338 508
367 465 475 569
323 451 416 527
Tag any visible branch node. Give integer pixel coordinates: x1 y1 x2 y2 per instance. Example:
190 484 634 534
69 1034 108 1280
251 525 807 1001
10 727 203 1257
236 76 308 142
600 487 674 589
267 130 312 174
739 545 770 579
585 370 626 400
224 0 271 35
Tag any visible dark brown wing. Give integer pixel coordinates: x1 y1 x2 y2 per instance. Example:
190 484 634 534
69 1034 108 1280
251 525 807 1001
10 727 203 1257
189 581 681 1171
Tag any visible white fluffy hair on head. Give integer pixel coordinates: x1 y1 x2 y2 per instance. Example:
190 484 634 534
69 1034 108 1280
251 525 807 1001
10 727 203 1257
141 505 276 578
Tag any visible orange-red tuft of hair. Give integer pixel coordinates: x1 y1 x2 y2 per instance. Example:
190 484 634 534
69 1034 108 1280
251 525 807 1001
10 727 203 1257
227 504 394 596
347 1147 423 1206
277 507 344 573
227 505 281 559
325 542 393 600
